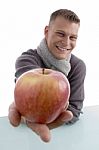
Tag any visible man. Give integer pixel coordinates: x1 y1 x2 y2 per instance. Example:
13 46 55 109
8 9 86 142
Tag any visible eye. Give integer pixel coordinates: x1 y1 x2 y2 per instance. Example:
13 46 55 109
56 32 65 37
70 36 77 41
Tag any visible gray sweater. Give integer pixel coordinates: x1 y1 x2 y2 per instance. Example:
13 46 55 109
15 49 86 124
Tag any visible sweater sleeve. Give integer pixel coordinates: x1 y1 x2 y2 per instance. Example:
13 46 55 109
66 59 86 124
15 49 44 81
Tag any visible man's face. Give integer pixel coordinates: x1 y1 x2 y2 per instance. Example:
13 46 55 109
44 16 80 60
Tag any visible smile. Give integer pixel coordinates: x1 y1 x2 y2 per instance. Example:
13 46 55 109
56 46 67 51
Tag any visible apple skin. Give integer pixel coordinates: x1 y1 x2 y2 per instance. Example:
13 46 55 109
14 68 70 124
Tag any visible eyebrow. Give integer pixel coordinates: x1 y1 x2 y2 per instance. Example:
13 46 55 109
56 30 65 33
56 30 78 37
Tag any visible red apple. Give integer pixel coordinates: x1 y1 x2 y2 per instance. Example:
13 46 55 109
14 68 70 124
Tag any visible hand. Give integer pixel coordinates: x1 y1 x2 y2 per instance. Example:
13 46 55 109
8 102 73 142
26 109 73 142
8 102 21 126
47 102 73 129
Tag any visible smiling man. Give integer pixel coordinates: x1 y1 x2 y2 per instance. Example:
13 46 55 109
8 9 86 142
45 15 79 60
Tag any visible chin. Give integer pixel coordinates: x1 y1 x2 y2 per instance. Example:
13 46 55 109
54 53 67 60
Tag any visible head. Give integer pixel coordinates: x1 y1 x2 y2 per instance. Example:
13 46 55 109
44 9 80 60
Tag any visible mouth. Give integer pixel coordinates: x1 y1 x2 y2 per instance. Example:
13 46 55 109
56 45 70 51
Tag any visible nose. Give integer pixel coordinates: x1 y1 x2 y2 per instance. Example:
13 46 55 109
62 36 70 46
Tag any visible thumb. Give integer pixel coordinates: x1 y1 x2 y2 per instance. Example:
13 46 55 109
8 102 21 126
59 110 73 122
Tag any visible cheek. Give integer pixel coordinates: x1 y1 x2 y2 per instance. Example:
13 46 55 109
71 41 76 49
46 35 55 47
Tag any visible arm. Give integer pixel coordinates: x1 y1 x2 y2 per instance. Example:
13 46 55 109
67 58 86 124
15 49 44 81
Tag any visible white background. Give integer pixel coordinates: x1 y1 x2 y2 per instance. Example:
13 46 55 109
0 0 99 116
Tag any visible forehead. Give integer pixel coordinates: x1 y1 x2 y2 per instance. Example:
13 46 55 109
49 16 80 34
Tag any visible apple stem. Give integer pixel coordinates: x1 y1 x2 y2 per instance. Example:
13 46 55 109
42 68 45 74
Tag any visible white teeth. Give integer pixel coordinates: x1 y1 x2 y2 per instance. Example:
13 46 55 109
57 46 66 51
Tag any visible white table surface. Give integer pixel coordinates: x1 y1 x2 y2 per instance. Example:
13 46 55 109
0 105 99 150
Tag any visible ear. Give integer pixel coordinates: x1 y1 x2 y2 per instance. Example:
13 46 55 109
44 26 49 38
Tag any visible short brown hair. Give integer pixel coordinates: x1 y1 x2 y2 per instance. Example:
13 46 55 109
49 9 80 24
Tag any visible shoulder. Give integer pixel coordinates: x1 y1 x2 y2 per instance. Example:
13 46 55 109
68 54 86 79
71 54 86 69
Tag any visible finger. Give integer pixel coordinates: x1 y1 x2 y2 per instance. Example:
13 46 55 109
58 110 73 122
8 102 21 127
48 110 73 129
65 101 69 110
26 121 51 142
62 101 69 112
